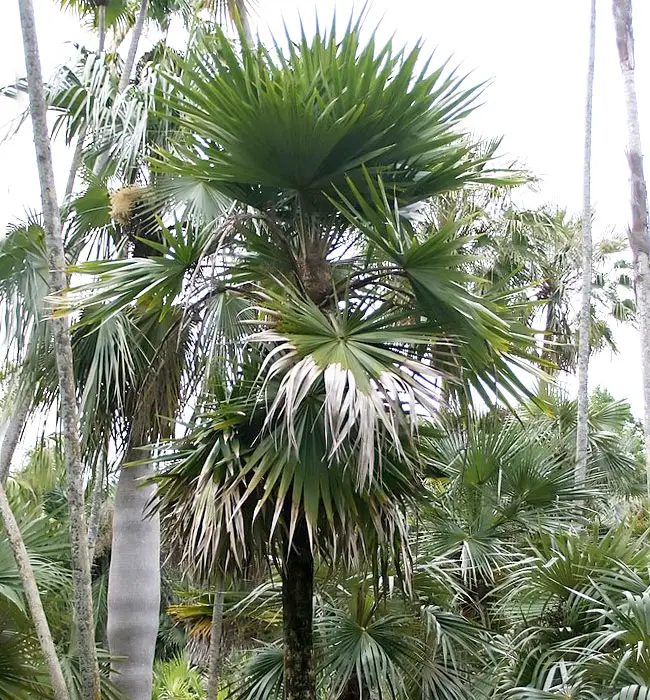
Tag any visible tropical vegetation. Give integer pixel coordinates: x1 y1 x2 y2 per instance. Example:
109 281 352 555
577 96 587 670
1 1 649 700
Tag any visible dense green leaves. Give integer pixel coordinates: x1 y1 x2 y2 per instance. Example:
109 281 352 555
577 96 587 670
153 19 502 210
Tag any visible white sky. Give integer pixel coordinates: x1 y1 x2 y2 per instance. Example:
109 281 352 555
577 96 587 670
0 0 649 413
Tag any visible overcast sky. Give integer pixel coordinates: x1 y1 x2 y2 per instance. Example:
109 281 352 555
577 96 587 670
1 0 649 413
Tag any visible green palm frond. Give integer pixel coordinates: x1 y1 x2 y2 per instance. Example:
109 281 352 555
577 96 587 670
334 173 540 406
523 393 644 495
48 42 183 178
0 216 50 361
152 654 205 700
0 629 49 700
153 18 508 212
419 413 590 587
68 219 215 322
318 602 421 699
230 645 284 700
254 287 439 487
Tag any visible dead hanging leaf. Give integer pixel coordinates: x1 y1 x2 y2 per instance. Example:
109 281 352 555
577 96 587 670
110 185 148 225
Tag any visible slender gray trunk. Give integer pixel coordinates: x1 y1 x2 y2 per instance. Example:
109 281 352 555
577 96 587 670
107 448 160 700
118 0 148 92
576 0 597 487
0 394 29 483
16 1 101 697
64 4 106 200
0 482 71 700
64 135 84 200
612 0 650 500
94 0 148 177
97 5 106 53
87 455 104 564
207 573 226 700
235 4 253 44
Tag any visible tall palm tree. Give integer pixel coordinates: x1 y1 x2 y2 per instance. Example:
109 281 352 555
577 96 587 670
612 0 650 499
576 0 597 487
74 21 541 699
15 0 100 697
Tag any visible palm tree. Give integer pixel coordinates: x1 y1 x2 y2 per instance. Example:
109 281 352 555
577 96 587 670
152 655 205 700
576 0 597 487
72 21 541 699
496 522 650 700
470 205 634 382
15 0 100 697
612 0 650 499
419 411 591 605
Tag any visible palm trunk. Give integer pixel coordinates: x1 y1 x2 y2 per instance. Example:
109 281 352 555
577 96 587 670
612 0 650 500
575 0 597 487
538 303 557 398
95 0 148 176
97 5 106 53
64 136 84 200
17 1 101 698
0 394 29 483
87 453 104 564
0 482 71 700
206 573 225 700
107 446 160 700
281 515 315 700
64 3 107 199
119 0 148 92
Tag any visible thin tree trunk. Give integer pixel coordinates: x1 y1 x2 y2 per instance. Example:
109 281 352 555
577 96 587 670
107 446 160 700
206 573 225 700
64 135 84 200
87 453 104 564
281 515 315 700
17 1 101 698
97 4 106 53
612 0 650 500
0 394 29 483
119 0 148 92
94 0 148 177
64 4 106 199
576 0 597 487
0 482 71 700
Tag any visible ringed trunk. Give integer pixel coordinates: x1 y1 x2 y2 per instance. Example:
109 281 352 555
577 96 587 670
118 0 148 92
